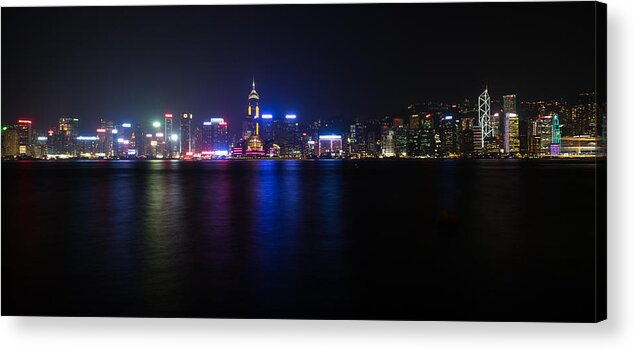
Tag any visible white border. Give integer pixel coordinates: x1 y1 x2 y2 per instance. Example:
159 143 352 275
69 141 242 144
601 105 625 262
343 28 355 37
1 1 632 349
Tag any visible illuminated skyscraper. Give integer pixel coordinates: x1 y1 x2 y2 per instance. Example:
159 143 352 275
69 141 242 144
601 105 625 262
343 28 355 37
16 119 32 155
261 114 274 142
490 112 500 138
237 80 265 156
131 123 144 157
552 113 561 144
551 113 562 155
201 121 213 153
478 87 492 149
349 120 368 157
278 115 300 157
318 135 343 157
164 113 176 158
33 134 48 159
407 111 421 156
1 125 19 157
504 113 520 154
419 114 435 156
98 118 114 156
459 117 476 156
243 79 260 138
198 117 228 155
213 119 229 154
537 115 553 155
76 136 100 155
472 125 483 154
96 127 107 155
393 118 408 157
439 116 458 156
56 117 79 156
571 92 599 136
381 126 395 157
180 113 193 154
502 95 517 148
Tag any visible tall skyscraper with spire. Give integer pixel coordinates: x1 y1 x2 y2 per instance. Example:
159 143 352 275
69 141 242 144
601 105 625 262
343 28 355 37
243 79 260 138
478 86 492 150
242 79 264 155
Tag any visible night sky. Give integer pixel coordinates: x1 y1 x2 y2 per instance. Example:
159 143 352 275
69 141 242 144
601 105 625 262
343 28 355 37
2 3 597 133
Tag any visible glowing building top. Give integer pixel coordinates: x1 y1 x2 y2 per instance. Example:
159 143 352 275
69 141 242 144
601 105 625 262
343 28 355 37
248 79 260 118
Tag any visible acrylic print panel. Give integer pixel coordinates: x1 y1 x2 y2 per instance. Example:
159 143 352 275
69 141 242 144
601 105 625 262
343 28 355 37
1 2 607 322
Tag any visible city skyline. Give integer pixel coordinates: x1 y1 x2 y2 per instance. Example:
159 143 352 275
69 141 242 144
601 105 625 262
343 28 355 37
2 2 607 324
1 79 606 160
2 3 599 131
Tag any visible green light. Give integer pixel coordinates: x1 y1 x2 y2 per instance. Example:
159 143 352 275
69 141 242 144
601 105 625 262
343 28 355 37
152 121 161 128
2 126 7 131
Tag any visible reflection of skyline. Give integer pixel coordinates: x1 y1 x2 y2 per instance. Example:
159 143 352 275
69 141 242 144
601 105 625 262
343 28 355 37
2 158 604 320
140 161 187 314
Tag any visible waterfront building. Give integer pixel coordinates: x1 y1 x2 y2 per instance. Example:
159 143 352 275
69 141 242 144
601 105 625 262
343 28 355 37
551 113 562 155
33 134 48 159
407 115 421 157
537 115 553 155
213 119 229 155
260 114 274 142
243 79 260 138
472 125 483 154
459 117 475 156
1 125 19 157
478 87 492 149
98 118 114 156
16 119 32 155
164 113 177 158
56 117 80 156
201 121 213 153
393 118 408 157
571 92 599 136
131 123 145 157
200 117 229 157
349 119 369 158
503 113 520 154
381 126 395 157
439 116 458 157
76 136 100 156
560 136 602 155
318 134 343 158
279 115 301 158
180 113 193 155
419 114 435 157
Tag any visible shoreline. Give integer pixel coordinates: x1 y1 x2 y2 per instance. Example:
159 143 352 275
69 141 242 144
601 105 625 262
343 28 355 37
1 156 606 162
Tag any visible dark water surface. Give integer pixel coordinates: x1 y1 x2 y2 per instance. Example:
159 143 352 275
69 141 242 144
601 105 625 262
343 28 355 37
2 159 603 321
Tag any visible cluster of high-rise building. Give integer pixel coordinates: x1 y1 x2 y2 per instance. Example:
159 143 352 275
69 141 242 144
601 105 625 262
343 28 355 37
0 113 229 160
345 89 605 159
1 83 606 160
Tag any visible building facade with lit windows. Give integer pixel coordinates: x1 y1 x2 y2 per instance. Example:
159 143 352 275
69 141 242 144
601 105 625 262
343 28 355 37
16 119 32 155
439 116 458 157
55 117 80 156
504 113 520 154
318 135 343 158
381 126 395 157
164 113 177 158
1 125 19 157
180 113 193 155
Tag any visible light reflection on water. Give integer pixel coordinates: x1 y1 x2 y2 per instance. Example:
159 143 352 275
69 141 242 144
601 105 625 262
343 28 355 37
2 159 601 320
